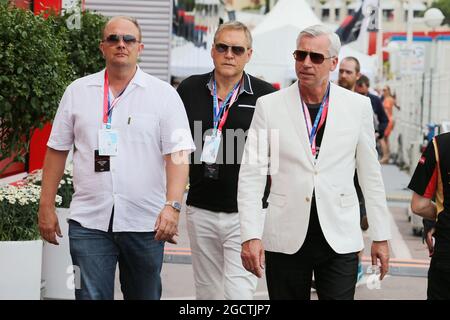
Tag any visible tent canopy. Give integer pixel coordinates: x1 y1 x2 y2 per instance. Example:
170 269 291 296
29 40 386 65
247 0 322 86
171 42 214 78
252 0 321 36
331 45 378 83
247 0 376 87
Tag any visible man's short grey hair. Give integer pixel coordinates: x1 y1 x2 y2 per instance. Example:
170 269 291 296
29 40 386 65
214 21 253 48
296 24 341 57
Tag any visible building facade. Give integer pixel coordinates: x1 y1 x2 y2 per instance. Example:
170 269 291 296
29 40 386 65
230 0 446 32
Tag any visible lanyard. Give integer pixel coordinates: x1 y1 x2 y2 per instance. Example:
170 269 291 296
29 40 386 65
212 79 241 134
300 83 330 156
103 70 127 129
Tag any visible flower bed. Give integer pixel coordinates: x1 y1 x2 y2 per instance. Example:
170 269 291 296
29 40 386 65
0 164 74 241
25 165 74 209
0 183 61 241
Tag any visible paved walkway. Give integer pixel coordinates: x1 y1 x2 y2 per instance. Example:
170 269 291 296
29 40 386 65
114 163 431 300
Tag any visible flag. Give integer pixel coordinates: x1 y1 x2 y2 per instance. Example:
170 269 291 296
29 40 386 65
336 0 380 50
335 1 365 45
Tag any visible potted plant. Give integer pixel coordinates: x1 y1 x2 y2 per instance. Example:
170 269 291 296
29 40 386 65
0 182 62 299
26 165 75 299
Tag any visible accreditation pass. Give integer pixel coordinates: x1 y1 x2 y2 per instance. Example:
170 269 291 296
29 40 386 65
98 128 118 156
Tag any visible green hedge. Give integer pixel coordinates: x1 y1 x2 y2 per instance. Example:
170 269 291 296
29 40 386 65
49 8 107 78
0 4 106 172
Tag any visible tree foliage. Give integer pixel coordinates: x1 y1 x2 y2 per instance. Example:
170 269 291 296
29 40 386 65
432 0 450 26
0 5 73 168
0 4 106 173
49 8 107 78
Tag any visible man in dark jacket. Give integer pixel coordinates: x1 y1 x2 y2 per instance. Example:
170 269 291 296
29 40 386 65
355 74 389 139
409 132 450 299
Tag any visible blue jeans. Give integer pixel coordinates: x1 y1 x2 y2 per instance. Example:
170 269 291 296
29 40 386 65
68 220 164 300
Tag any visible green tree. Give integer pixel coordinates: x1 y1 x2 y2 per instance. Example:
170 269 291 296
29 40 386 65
432 0 450 26
49 8 107 78
0 4 106 174
0 5 73 173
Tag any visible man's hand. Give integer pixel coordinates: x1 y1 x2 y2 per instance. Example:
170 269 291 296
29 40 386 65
425 228 435 257
241 239 265 278
38 206 62 245
154 206 180 244
371 240 390 280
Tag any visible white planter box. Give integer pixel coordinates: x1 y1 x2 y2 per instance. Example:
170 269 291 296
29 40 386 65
0 240 43 300
41 208 75 300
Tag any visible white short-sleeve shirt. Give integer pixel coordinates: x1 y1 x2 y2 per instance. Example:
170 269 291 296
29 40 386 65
48 67 195 232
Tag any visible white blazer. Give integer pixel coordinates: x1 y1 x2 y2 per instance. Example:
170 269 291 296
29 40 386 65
238 81 391 254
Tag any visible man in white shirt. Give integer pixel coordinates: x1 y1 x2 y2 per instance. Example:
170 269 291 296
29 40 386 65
38 16 195 300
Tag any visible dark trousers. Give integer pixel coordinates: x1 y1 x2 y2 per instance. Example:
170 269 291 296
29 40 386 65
428 257 450 300
265 198 358 300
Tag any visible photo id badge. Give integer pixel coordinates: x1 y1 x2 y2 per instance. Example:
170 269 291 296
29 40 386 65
200 133 221 164
98 128 118 156
94 150 110 172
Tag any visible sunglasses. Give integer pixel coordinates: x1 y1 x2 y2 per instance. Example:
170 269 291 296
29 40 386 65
214 43 247 56
293 50 334 64
103 34 139 46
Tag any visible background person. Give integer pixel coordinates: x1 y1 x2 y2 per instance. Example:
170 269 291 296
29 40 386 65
409 132 450 300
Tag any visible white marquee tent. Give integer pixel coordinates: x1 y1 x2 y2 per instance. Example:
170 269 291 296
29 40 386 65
246 0 321 86
247 0 377 87
171 41 214 78
170 0 378 85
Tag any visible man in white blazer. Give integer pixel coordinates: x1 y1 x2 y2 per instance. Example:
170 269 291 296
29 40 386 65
238 25 391 300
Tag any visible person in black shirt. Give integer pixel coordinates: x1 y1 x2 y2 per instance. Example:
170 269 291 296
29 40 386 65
177 21 275 300
354 74 390 230
338 57 370 284
355 74 389 140
409 132 450 299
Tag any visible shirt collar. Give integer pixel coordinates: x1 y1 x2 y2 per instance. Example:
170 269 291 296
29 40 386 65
206 70 254 97
86 65 147 88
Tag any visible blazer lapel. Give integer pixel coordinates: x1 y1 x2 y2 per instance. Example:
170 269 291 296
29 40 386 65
283 81 314 165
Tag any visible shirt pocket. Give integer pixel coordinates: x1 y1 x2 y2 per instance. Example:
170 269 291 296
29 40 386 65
340 193 358 208
334 128 356 138
126 113 159 143
267 192 286 207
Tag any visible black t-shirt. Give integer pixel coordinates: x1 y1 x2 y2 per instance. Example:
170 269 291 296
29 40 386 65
367 93 388 138
305 102 325 154
305 102 327 239
177 72 276 213
408 135 450 258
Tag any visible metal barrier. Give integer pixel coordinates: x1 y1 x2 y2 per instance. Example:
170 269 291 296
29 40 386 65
387 70 450 172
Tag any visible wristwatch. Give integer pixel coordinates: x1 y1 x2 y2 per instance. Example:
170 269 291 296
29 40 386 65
165 200 182 212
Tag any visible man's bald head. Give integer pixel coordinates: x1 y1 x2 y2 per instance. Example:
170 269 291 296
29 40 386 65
103 16 142 42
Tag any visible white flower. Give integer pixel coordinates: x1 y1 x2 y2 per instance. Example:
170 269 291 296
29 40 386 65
55 195 63 205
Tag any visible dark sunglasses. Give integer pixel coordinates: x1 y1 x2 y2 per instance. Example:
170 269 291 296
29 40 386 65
103 34 139 45
293 50 333 64
214 43 247 56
